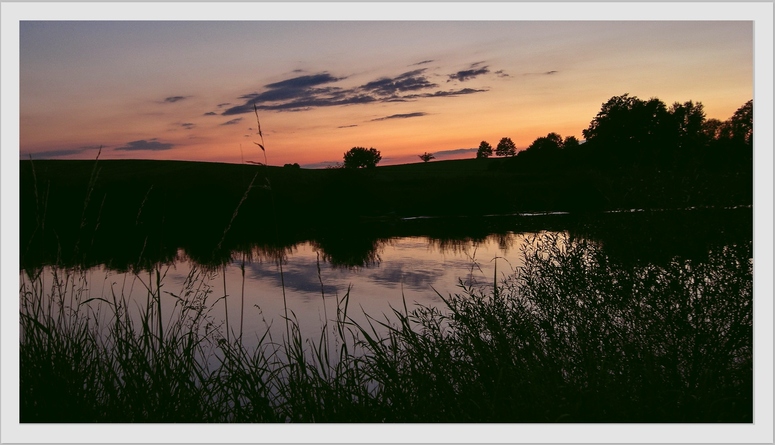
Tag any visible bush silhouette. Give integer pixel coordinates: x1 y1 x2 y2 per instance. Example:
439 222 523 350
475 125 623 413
418 152 435 163
343 147 382 169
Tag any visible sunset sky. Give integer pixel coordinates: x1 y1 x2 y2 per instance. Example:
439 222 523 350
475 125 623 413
18 18 753 167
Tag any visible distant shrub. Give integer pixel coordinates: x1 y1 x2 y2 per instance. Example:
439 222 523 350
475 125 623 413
343 147 382 169
418 152 435 163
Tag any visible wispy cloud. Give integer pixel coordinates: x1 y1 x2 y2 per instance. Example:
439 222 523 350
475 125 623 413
26 148 86 158
164 96 189 103
338 124 358 129
216 102 231 108
221 117 243 126
524 70 559 76
362 69 437 96
223 73 357 114
434 148 478 157
410 59 434 66
405 88 487 99
371 112 427 121
448 66 490 82
180 122 195 130
115 139 174 151
222 69 489 114
203 111 217 116
495 70 510 78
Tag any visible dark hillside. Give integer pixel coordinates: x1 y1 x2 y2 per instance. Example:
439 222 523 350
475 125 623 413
19 155 751 269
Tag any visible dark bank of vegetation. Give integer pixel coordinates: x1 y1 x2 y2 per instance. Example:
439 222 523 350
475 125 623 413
19 94 753 423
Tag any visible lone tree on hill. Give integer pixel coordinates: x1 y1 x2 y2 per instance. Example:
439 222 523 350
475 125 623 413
495 137 517 157
476 141 493 159
343 147 382 169
418 152 435 162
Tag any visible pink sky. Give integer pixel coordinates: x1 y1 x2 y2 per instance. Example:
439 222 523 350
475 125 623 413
19 20 753 167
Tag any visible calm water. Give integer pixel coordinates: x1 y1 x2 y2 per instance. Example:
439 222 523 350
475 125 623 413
20 208 753 349
23 231 545 348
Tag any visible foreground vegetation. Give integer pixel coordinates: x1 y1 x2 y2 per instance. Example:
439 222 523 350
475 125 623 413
20 233 752 422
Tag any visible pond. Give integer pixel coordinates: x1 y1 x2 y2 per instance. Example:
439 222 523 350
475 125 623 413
22 232 536 350
20 207 752 350
19 207 754 422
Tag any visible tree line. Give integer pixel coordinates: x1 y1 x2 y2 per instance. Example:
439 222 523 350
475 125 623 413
477 94 753 172
337 94 752 171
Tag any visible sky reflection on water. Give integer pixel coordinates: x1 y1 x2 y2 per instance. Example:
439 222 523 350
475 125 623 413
26 232 540 350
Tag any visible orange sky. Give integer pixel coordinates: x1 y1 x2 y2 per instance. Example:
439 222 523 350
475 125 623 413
18 20 753 167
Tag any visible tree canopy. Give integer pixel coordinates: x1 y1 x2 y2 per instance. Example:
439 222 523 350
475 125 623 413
476 141 493 159
494 94 751 174
343 147 382 169
577 94 752 169
495 137 517 157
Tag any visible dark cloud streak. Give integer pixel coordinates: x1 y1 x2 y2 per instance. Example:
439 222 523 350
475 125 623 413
221 118 243 126
371 112 427 121
115 139 174 151
406 88 488 99
448 66 490 82
523 70 559 76
223 69 489 115
164 96 188 103
27 148 87 158
361 69 436 96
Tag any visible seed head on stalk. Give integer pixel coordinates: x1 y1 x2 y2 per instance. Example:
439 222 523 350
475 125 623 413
252 103 289 342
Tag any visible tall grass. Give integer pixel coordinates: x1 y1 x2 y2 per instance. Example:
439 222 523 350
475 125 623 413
19 231 752 422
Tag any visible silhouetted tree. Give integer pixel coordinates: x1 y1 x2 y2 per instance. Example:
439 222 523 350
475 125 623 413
476 141 493 159
702 118 726 141
702 100 753 169
701 100 752 147
283 163 301 169
728 100 753 146
525 132 563 154
418 152 435 162
563 136 580 150
664 100 708 167
582 94 674 167
495 137 517 157
343 147 382 169
516 133 576 168
670 101 705 141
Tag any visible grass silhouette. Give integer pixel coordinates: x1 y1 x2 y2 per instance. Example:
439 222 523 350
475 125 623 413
19 231 752 422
